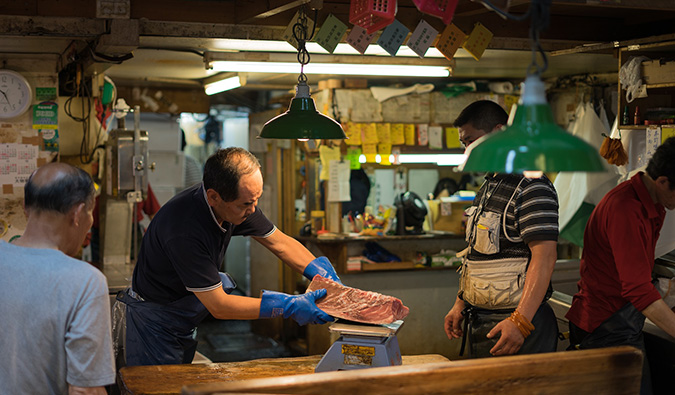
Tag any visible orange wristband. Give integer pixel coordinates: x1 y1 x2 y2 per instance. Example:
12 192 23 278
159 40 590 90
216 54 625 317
507 309 535 338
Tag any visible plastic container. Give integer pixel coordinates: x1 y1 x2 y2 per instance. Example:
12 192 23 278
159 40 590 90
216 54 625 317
310 210 325 235
349 0 397 34
412 0 459 24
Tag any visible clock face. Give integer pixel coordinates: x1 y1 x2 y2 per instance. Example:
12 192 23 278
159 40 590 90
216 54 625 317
0 70 32 119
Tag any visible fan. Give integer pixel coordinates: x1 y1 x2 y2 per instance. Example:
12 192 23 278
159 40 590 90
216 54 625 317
394 191 428 235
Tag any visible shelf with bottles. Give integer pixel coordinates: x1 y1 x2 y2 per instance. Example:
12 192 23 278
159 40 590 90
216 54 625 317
618 40 675 128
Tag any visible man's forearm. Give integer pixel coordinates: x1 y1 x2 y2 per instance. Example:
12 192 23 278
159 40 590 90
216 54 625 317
518 240 557 320
642 298 675 339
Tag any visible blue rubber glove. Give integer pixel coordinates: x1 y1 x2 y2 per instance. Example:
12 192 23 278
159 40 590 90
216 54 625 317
303 256 341 283
259 289 334 326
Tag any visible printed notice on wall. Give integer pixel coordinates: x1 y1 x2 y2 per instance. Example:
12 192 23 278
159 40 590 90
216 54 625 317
0 143 38 186
327 160 351 202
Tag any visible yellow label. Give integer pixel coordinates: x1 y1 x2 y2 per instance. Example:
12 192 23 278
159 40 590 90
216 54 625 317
376 123 391 144
404 124 416 145
445 127 461 148
662 127 675 144
390 123 405 145
342 344 376 356
345 122 362 145
362 123 379 144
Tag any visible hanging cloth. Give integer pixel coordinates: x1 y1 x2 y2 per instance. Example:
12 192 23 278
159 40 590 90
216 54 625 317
554 102 619 246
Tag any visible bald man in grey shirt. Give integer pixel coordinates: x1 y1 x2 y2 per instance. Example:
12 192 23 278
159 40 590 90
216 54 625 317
0 163 115 394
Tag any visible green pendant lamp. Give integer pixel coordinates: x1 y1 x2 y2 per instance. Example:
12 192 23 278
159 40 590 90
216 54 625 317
259 81 346 139
460 0 605 175
258 5 346 140
461 75 606 174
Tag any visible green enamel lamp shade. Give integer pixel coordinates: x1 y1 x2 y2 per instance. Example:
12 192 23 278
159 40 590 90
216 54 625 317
462 76 606 173
259 82 346 140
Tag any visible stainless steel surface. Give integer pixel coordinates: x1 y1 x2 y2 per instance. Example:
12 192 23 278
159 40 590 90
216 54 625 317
101 198 133 265
106 129 149 197
328 320 403 338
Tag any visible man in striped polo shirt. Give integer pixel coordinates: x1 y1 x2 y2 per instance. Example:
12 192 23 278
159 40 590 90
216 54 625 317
444 100 560 358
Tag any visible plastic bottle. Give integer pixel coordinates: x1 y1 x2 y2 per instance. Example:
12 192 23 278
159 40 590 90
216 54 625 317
622 105 630 125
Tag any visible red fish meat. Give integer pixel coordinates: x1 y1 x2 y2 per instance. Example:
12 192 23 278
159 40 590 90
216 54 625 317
307 275 409 324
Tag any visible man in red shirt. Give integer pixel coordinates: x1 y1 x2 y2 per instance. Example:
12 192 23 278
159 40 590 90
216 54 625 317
566 137 675 395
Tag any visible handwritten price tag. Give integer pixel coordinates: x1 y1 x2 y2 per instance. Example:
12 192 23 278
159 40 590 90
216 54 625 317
377 19 409 56
346 25 375 55
436 23 466 61
315 14 347 54
408 20 438 58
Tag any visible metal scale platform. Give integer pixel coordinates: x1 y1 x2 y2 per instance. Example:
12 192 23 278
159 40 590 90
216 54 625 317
314 320 404 373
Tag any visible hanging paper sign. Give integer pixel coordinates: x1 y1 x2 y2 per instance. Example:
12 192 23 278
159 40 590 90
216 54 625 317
462 22 493 61
362 143 378 163
376 123 391 143
417 124 429 146
445 127 461 148
345 122 362 145
407 20 439 58
346 25 375 55
346 146 362 169
377 19 410 56
436 23 466 61
646 125 661 161
315 14 348 54
404 124 416 145
378 143 392 165
319 144 342 181
428 125 444 149
328 160 352 202
32 102 58 130
362 123 379 144
390 123 405 145
283 11 315 49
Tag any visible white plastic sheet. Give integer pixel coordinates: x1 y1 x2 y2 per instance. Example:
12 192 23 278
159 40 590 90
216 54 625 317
554 102 619 231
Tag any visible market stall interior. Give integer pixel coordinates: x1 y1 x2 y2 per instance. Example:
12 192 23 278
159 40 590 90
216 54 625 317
3 0 675 392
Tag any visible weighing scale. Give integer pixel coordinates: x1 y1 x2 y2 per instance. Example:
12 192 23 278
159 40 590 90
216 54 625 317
314 319 404 372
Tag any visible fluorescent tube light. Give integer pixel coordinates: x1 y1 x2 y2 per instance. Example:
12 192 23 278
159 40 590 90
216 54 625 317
357 154 467 166
210 61 450 77
211 39 449 58
204 75 241 95
397 154 467 166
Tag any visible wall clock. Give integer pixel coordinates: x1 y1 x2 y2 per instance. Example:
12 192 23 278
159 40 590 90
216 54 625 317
0 69 33 119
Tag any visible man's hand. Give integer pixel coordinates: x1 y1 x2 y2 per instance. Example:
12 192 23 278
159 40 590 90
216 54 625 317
259 289 334 326
303 256 341 283
444 298 465 339
486 318 524 356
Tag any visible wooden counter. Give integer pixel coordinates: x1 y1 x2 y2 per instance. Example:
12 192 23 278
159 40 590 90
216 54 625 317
117 354 449 395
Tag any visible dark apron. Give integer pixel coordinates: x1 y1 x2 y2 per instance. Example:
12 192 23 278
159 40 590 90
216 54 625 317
120 272 236 366
569 302 652 395
461 301 558 358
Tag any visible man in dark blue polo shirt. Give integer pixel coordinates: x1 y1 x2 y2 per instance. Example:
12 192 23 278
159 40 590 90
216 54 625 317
117 147 340 366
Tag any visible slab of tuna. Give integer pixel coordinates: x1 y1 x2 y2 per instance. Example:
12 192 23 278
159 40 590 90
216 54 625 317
306 275 409 324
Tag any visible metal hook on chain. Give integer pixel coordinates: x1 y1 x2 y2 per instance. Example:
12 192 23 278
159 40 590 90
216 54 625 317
293 5 311 84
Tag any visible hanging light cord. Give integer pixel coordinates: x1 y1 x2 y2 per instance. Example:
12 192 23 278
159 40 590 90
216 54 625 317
474 0 550 76
293 6 319 85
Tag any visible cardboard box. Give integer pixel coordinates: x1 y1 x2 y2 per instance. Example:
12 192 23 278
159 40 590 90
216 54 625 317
426 199 471 235
641 59 675 85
